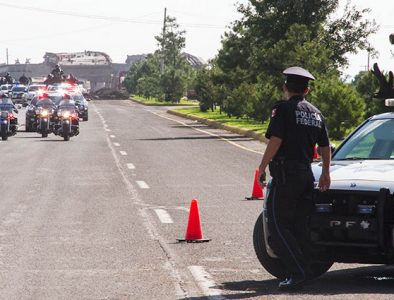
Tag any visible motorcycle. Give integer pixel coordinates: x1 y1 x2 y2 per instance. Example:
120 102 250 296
0 109 18 141
36 107 55 138
54 107 79 141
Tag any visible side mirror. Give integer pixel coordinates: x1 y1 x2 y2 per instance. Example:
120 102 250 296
17 104 22 109
13 109 19 114
385 99 394 107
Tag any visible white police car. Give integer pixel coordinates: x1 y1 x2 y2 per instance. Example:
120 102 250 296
254 98 394 280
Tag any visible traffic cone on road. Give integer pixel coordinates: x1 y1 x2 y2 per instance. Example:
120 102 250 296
245 169 264 200
313 145 319 160
177 199 210 243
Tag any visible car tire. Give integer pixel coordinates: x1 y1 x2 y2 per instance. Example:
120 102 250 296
253 212 333 280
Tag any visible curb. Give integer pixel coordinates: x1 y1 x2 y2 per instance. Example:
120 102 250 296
167 110 269 144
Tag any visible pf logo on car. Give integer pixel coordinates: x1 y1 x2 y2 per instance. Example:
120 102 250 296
350 183 357 188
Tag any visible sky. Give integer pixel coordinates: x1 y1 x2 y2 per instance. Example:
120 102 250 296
0 0 393 79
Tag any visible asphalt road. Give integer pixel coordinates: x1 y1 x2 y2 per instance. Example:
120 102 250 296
0 100 393 300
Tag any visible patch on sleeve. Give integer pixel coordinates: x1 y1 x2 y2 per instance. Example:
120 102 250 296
271 108 277 117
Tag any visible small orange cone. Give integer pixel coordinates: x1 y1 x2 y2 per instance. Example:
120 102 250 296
245 169 264 200
313 145 319 159
177 199 210 243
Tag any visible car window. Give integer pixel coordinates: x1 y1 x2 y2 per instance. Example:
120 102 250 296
334 119 394 160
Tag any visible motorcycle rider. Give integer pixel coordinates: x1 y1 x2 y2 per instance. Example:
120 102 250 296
19 73 30 85
0 93 18 112
36 93 56 132
0 94 18 132
4 72 14 84
51 64 65 80
55 94 79 134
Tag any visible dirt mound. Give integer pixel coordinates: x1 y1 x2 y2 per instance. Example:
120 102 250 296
92 88 129 100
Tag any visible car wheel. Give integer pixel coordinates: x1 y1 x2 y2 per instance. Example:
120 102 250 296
253 212 333 279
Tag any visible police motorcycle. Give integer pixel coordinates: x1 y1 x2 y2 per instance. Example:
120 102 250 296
35 95 56 138
0 96 19 141
54 96 80 141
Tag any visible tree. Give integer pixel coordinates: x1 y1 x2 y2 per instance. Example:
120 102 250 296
323 1 378 67
155 16 193 102
352 70 391 117
310 76 366 139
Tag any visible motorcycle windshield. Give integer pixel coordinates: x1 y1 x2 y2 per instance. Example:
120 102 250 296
0 104 13 113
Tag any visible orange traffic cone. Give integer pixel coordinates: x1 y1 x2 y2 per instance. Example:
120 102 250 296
313 145 319 160
177 199 210 243
245 169 264 200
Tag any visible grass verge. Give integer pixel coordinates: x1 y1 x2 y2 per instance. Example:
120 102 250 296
172 107 269 135
172 107 344 146
131 95 199 106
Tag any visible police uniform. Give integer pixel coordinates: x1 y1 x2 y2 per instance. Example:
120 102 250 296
265 67 329 287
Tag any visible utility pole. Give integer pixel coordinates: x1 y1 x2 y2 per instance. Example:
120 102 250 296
160 7 167 74
6 48 9 65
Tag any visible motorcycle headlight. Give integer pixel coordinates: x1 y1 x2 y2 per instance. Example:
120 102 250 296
41 110 48 117
62 111 70 118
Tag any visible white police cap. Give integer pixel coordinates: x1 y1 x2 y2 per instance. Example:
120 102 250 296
283 66 315 80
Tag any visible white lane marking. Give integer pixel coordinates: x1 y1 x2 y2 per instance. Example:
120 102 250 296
92 104 196 298
119 151 127 156
110 135 116 138
105 128 111 132
154 209 173 224
136 181 150 189
149 111 263 155
127 163 135 170
188 266 224 299
113 142 120 147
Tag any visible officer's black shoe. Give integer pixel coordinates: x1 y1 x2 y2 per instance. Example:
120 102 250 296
278 277 306 291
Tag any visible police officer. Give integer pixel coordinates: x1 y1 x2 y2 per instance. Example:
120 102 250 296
258 66 331 291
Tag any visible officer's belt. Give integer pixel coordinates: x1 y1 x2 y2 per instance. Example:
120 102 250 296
272 159 311 171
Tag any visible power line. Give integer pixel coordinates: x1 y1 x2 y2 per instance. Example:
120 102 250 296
0 2 226 29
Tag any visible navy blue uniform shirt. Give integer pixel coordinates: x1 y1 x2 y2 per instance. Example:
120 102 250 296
265 95 329 164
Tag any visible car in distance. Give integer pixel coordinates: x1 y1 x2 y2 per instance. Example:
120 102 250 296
0 84 13 95
10 85 28 104
25 84 46 102
254 98 394 280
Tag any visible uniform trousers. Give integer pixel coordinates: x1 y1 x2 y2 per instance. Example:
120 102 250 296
266 166 315 279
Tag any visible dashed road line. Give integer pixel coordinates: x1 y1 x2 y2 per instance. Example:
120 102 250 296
136 181 150 189
113 142 120 147
188 266 224 299
110 135 116 138
119 151 127 156
105 128 111 132
127 163 135 170
154 209 174 224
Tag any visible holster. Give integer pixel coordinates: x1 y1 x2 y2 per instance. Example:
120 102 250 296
269 157 286 185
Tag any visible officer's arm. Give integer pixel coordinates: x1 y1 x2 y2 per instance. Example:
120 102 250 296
319 146 331 192
258 136 283 183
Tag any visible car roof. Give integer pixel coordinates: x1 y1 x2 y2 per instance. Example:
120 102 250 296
370 112 394 120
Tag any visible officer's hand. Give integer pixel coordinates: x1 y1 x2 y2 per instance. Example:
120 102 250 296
258 166 267 187
319 172 331 192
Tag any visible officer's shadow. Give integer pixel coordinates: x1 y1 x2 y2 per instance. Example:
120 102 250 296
213 265 394 299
